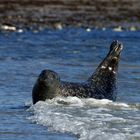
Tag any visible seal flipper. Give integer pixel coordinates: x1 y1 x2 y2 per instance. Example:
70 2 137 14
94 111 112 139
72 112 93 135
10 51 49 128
88 40 123 101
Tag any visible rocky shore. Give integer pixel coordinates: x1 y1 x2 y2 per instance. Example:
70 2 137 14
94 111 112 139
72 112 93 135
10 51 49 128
0 0 140 30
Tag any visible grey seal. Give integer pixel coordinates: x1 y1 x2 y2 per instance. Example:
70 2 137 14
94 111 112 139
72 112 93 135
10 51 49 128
32 40 123 104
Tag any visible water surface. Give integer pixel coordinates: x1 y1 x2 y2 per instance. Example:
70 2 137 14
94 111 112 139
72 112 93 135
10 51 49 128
0 28 140 140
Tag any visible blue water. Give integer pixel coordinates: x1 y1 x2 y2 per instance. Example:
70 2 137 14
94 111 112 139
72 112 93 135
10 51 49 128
0 28 140 140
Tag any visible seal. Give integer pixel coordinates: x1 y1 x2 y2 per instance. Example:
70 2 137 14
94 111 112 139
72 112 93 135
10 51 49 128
32 40 123 104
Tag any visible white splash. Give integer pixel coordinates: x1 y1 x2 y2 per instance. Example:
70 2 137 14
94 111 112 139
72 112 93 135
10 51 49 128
28 97 140 140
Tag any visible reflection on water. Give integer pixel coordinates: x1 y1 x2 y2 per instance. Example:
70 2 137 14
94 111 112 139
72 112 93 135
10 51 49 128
0 28 140 140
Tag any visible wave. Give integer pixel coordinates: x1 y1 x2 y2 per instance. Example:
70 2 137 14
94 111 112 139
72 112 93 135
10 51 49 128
28 97 140 140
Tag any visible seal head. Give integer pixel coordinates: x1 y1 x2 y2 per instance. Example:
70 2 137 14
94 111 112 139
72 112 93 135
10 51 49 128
32 70 60 104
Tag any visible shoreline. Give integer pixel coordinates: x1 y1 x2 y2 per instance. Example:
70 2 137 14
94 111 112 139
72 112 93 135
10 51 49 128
0 0 140 31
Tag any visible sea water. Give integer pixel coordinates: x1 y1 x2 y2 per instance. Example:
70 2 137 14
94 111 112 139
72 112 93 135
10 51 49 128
0 28 140 140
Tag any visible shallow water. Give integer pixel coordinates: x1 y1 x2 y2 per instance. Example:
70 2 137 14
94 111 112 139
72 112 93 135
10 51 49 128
0 28 140 140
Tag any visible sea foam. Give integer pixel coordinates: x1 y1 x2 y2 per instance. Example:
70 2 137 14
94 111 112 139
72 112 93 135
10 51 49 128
28 97 140 140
